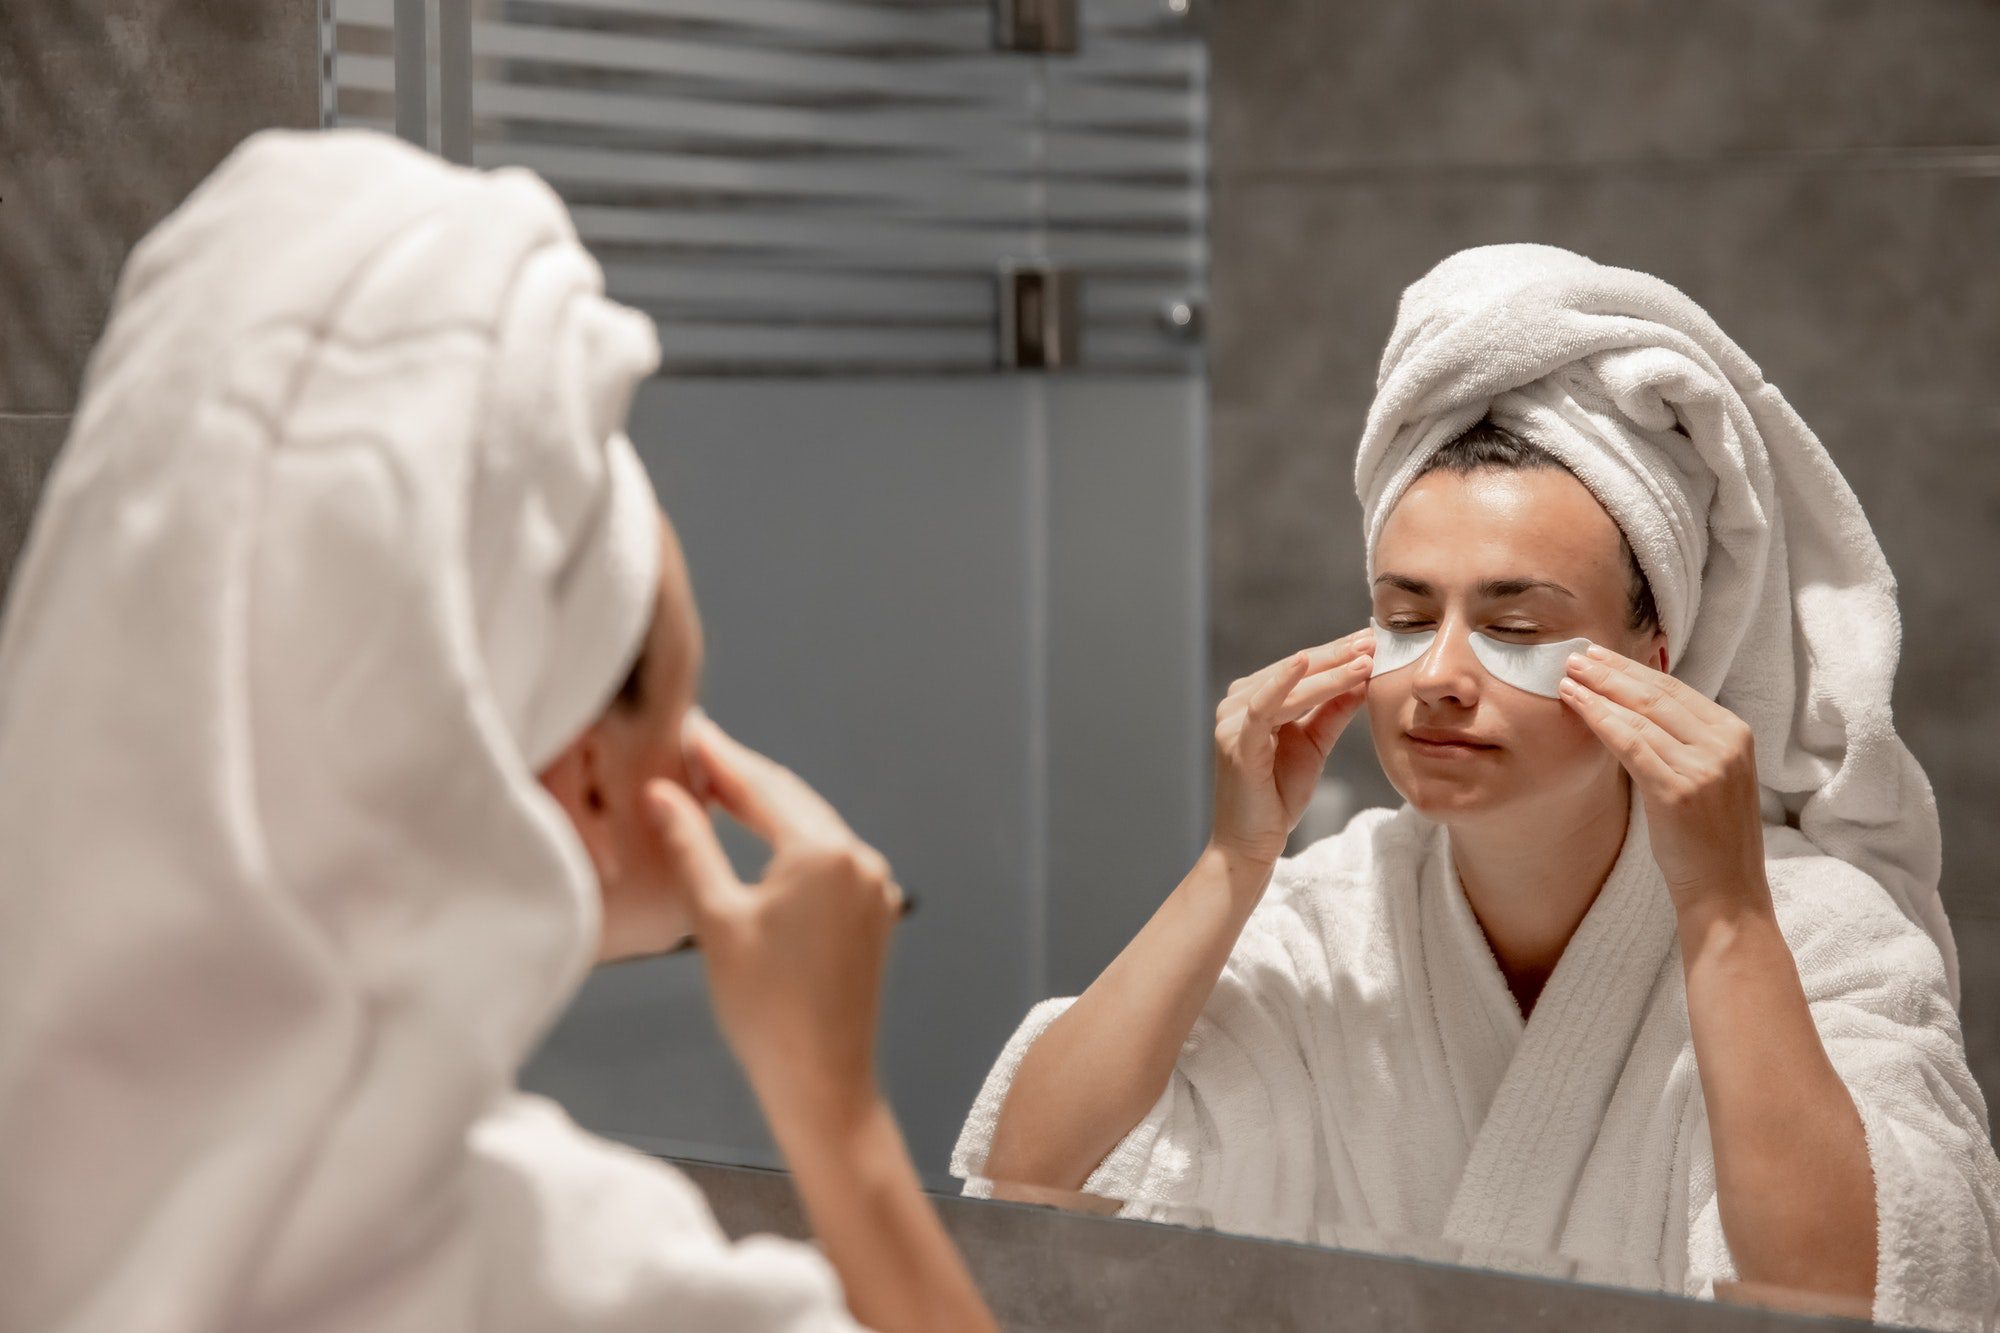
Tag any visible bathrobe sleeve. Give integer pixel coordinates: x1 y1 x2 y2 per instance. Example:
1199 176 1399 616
952 848 1354 1243
470 1095 870 1332
1684 836 2000 1332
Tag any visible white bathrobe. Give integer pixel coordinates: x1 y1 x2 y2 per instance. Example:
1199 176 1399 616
956 795 2000 1329
957 245 2000 1330
0 130 862 1333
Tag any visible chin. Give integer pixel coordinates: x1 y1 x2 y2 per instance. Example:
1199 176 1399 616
1395 774 1512 820
1382 745 1521 821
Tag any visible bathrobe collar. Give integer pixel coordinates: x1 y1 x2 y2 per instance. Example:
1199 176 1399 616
1424 787 1681 1254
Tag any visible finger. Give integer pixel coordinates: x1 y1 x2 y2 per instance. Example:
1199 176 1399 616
671 886 917 956
1271 653 1374 725
1299 679 1368 755
1229 627 1376 701
685 711 850 849
1245 651 1313 727
1240 627 1375 696
1264 656 1376 732
1567 645 1719 740
645 778 745 920
680 712 771 836
1557 676 1688 788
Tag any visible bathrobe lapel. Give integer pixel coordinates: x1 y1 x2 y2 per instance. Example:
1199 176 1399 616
1437 794 1679 1256
1411 830 1522 1180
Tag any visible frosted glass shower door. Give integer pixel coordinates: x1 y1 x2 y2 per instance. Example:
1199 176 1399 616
330 0 1207 1176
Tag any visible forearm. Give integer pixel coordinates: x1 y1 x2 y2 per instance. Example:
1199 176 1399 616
1680 898 1876 1302
763 1081 997 1333
985 844 1272 1191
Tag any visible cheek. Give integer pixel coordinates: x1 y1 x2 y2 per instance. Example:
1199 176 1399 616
1364 675 1409 771
1506 696 1610 775
1364 674 1403 738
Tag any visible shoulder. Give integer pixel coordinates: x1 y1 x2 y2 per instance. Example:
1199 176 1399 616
1277 803 1431 892
1761 825 1952 1021
1202 806 1430 1011
468 1096 861 1330
1253 804 1431 940
470 1094 716 1225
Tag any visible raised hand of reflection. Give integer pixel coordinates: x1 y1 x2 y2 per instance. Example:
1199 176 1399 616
1558 644 1768 913
1208 627 1375 868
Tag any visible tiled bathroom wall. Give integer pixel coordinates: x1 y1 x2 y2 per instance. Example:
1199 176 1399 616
1204 1 2000 1108
0 1 320 604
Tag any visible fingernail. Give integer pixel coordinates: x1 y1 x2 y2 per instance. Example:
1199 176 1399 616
1566 652 1586 672
1584 643 1608 660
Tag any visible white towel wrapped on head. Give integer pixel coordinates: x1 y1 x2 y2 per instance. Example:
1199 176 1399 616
0 129 862 1333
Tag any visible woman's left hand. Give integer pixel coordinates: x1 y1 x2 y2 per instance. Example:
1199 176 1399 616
1558 644 1770 918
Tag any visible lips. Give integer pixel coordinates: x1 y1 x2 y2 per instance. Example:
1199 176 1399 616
1405 728 1497 751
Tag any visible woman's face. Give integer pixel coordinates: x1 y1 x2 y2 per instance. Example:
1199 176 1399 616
1365 466 1668 823
542 514 708 960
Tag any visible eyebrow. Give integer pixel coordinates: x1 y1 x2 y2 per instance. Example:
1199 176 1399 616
1372 573 1577 601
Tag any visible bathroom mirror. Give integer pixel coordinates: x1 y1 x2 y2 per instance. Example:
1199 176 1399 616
322 2 2000 1329
942 6 2000 1331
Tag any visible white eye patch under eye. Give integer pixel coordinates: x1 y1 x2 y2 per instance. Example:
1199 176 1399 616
1369 621 1593 699
1369 622 1436 676
1468 633 1594 698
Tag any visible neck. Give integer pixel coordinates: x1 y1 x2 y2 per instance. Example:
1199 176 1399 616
1445 772 1632 1016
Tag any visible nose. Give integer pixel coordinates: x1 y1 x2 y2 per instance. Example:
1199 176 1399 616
1409 619 1482 709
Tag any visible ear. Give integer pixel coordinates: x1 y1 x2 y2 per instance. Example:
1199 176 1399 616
539 730 621 885
1649 630 1671 674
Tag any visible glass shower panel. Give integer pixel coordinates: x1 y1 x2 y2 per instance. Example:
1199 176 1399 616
328 0 1207 1177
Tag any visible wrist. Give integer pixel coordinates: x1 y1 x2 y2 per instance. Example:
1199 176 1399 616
752 1061 886 1145
764 1082 902 1190
1675 892 1780 969
1199 839 1279 898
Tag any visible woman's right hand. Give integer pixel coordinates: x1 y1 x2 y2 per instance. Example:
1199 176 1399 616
650 716 999 1333
1208 627 1375 868
645 713 901 1122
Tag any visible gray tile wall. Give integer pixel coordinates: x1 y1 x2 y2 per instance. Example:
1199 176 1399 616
1205 3 2000 1107
0 1 320 604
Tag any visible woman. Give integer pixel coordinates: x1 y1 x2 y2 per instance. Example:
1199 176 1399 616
0 130 994 1332
954 244 2000 1328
